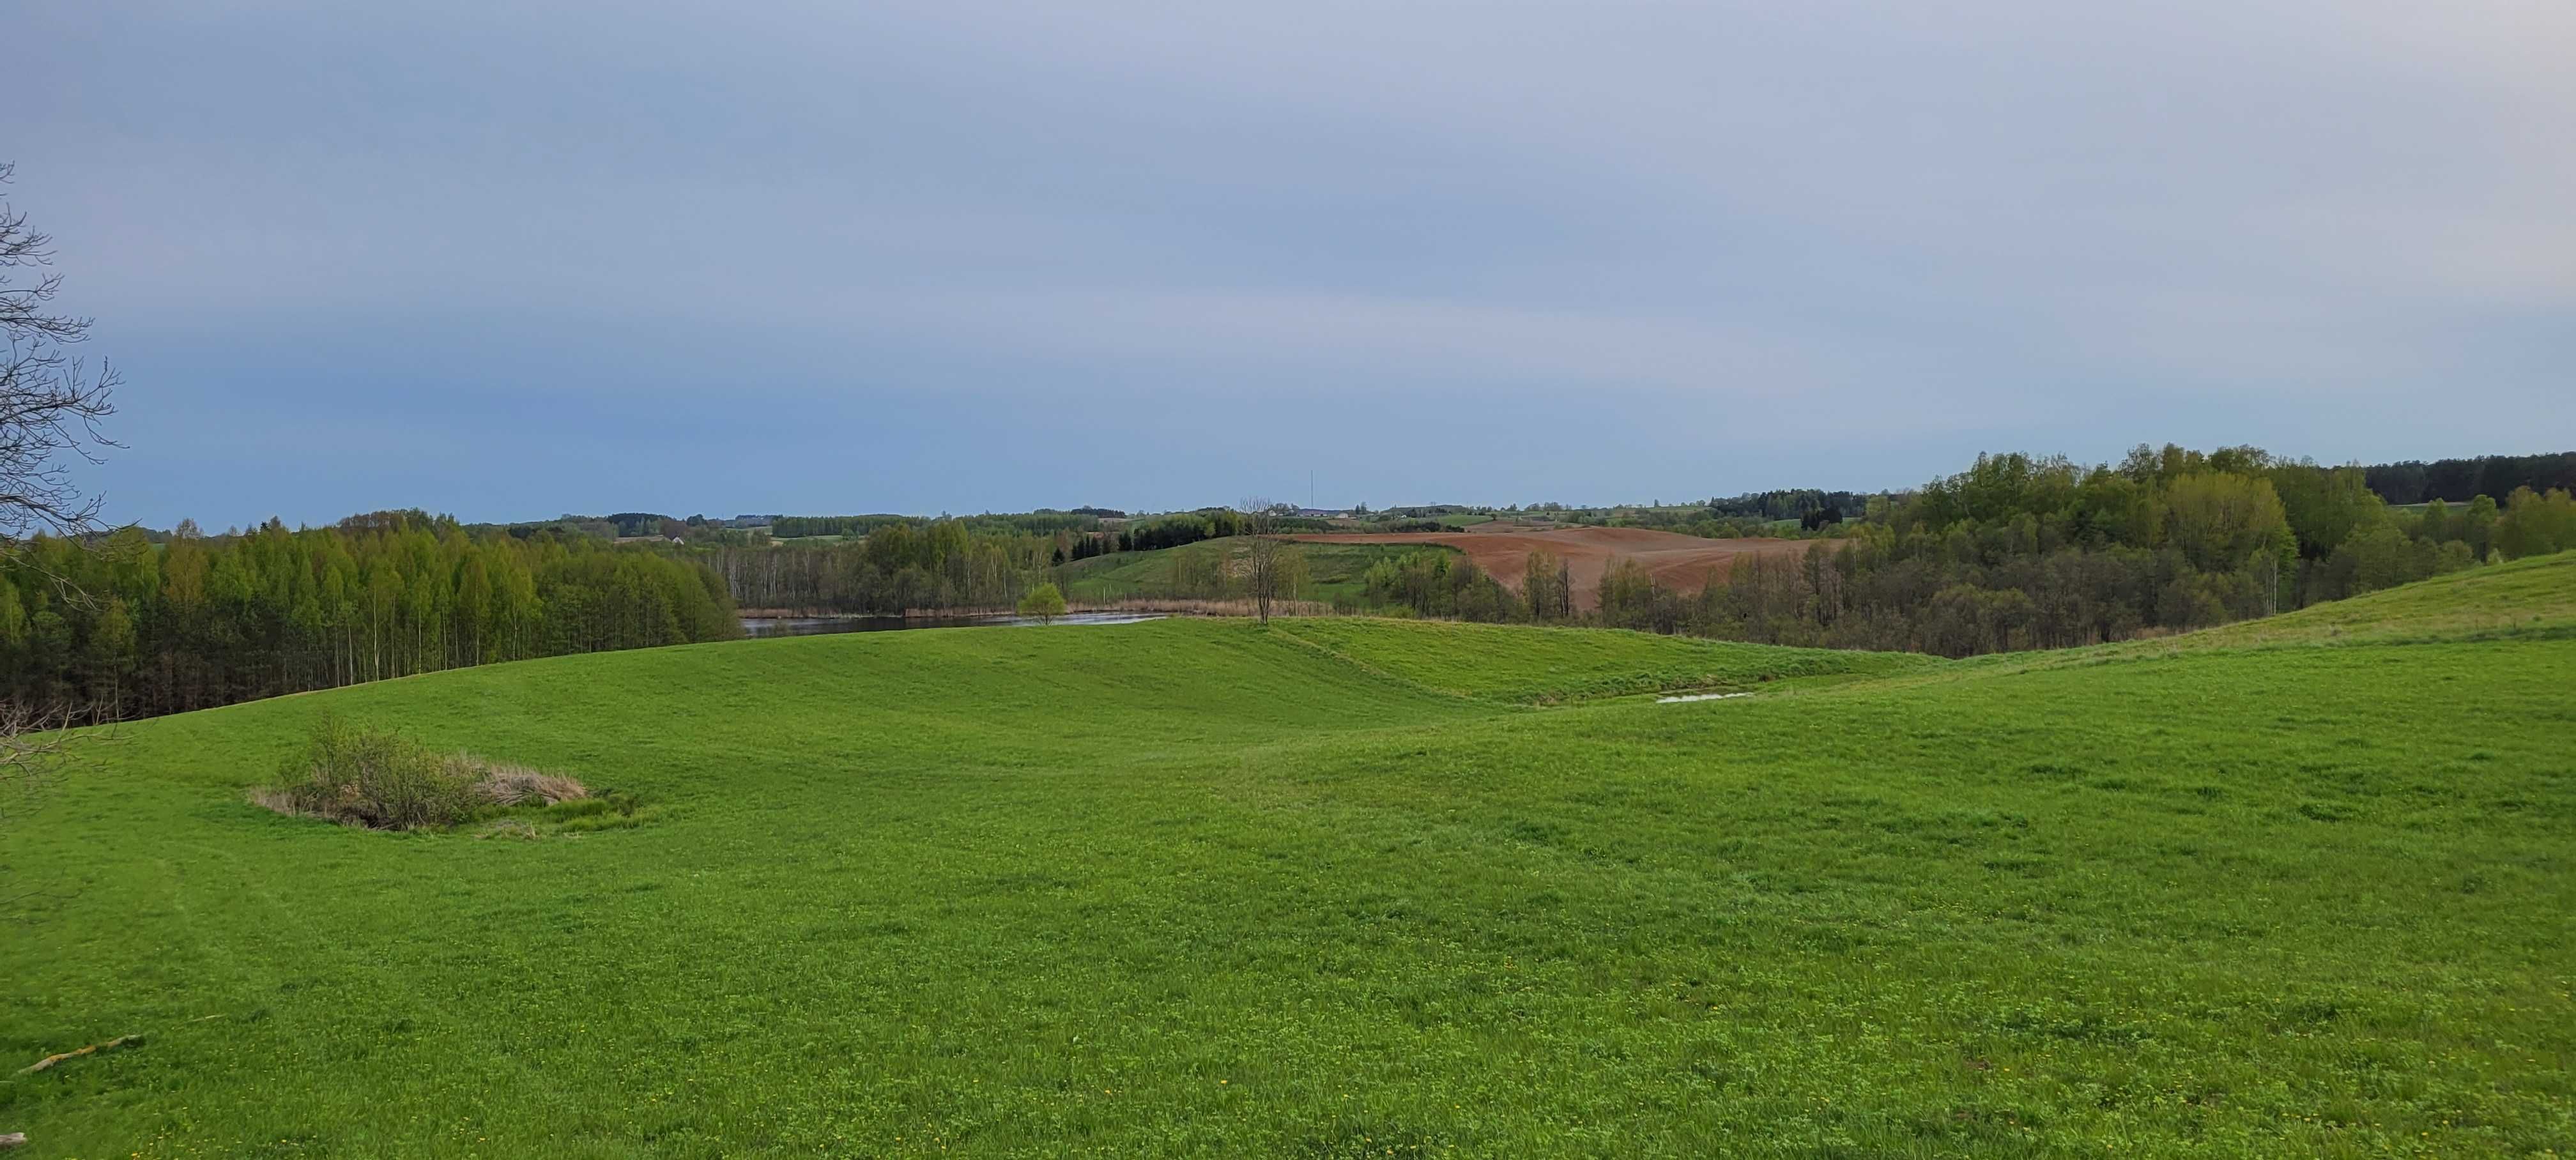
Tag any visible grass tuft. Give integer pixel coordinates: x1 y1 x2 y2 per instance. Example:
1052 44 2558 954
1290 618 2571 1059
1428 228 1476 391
475 765 591 807
476 818 542 841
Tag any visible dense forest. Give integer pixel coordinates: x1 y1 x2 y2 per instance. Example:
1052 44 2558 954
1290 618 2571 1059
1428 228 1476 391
1666 448 2572 655
0 512 739 719
1359 446 2576 656
702 517 1061 613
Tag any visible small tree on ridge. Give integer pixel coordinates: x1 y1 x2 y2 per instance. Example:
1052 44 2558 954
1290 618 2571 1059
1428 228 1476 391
1237 496 1302 625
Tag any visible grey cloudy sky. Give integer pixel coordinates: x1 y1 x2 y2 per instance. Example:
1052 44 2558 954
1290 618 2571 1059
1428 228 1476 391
17 0 2573 526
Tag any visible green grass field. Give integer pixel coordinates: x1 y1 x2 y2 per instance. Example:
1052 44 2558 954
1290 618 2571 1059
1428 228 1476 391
1054 542 1211 601
1267 619 1936 703
1058 539 1454 606
4 556 2573 1156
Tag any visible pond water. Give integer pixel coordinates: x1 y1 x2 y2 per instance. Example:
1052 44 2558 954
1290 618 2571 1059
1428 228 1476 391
740 611 1168 638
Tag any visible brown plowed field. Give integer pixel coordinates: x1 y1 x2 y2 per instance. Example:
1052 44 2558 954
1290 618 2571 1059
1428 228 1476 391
1288 525 1807 611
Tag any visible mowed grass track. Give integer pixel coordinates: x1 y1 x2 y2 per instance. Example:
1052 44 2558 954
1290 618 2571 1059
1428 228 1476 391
3 560 2573 1157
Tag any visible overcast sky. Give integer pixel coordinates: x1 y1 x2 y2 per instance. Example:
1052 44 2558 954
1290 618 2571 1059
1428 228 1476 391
17 1 2573 527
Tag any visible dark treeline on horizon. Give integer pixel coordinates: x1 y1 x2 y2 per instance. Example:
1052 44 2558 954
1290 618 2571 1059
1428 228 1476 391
2361 452 2575 507
765 510 1113 539
1703 489 1871 521
100 451 2566 549
1095 510 1330 556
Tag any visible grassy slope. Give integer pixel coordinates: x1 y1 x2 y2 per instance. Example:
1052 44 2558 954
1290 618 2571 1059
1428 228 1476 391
1933 551 2576 689
1059 538 1455 605
1055 541 1225 601
1269 618 1935 703
4 561 2574 1157
2180 549 2575 647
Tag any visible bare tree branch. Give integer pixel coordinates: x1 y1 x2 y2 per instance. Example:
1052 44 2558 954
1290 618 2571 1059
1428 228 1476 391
1237 496 1305 625
0 701 105 827
0 161 121 548
0 161 124 856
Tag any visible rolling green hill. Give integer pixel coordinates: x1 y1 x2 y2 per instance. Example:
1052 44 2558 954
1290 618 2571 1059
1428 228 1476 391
4 558 2573 1156
2173 549 2575 648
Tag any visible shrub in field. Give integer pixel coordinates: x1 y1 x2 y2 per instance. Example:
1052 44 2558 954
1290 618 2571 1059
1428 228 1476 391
1016 582 1067 623
256 718 588 830
261 717 481 829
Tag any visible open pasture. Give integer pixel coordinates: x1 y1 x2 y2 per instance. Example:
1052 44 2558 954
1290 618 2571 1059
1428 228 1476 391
3 557 2572 1156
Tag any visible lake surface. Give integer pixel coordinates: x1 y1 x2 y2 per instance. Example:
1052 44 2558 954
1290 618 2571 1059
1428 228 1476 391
740 611 1167 638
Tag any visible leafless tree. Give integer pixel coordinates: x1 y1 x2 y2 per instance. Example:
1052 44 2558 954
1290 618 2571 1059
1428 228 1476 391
2 162 121 842
1237 496 1300 624
2 162 121 546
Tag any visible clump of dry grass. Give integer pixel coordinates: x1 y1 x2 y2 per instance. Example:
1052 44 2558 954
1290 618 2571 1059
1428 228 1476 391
475 818 542 841
474 765 590 807
244 786 330 821
250 717 584 830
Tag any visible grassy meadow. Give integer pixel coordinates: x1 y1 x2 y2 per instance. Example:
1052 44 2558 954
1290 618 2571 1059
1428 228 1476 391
3 556 2573 1156
1266 619 1937 703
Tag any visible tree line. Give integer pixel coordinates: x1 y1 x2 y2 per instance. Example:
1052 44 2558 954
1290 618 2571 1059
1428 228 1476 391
2363 452 2574 507
1647 471 2568 656
700 516 1059 613
1103 508 1334 555
769 510 1109 539
0 512 739 719
1508 496 1869 541
1702 489 1869 521
1354 446 2576 657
